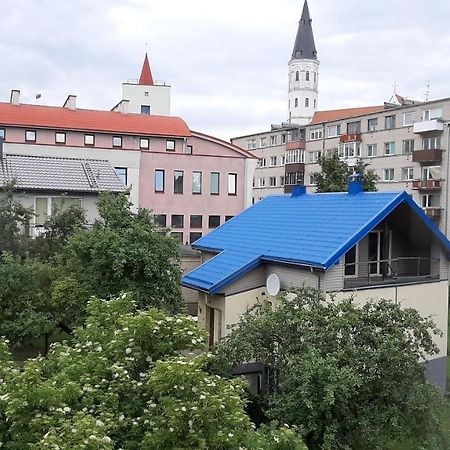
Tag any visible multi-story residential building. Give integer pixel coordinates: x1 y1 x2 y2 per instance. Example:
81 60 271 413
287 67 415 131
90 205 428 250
303 98 450 235
0 56 256 245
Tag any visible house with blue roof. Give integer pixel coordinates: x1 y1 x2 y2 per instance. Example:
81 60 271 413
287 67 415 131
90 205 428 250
182 180 450 391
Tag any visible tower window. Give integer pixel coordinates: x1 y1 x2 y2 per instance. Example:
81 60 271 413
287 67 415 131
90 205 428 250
295 71 299 81
314 99 316 108
313 72 316 82
305 98 309 107
306 71 310 81
294 98 298 108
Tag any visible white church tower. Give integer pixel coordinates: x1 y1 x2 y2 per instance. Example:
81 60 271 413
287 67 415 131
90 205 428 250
288 0 319 125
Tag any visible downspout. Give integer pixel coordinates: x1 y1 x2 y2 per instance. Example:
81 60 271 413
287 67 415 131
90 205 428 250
445 123 450 236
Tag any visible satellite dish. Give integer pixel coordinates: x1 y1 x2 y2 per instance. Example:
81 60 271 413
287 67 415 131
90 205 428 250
266 273 280 296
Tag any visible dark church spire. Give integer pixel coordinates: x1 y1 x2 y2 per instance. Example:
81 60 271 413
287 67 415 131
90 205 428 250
292 0 317 60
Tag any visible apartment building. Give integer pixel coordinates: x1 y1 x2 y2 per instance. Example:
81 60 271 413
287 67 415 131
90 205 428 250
304 98 450 234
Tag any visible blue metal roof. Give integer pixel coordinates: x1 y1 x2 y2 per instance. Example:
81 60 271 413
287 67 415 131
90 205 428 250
182 191 450 294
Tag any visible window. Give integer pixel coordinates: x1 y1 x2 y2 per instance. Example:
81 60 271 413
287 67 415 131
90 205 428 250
155 214 167 227
281 134 286 144
280 176 285 186
189 232 202 245
247 139 256 150
26 130 36 142
281 155 286 165
422 194 440 208
423 107 442 120
171 214 184 228
309 174 316 185
190 215 202 228
295 71 299 81
270 156 277 166
384 142 396 155
367 144 377 157
112 136 122 147
192 171 202 194
423 136 441 150
225 215 233 222
269 177 277 187
114 167 127 185
294 98 298 108
309 151 321 163
338 142 361 158
141 105 150 114
210 172 220 195
306 71 310 81
166 140 175 151
401 167 414 181
259 137 267 148
403 112 415 126
0 129 5 139
35 197 82 226
55 132 66 144
314 72 317 82
259 158 267 167
270 135 277 146
228 173 237 195
258 178 266 188
171 232 183 243
344 244 358 277
174 170 184 194
423 166 440 180
208 215 220 228
347 121 361 134
310 128 323 140
367 118 378 132
314 99 316 108
155 169 165 192
305 98 309 107
383 168 395 182
144 91 149 97
285 172 304 185
185 145 193 154
402 139 414 154
84 134 95 146
286 149 305 163
385 115 396 130
140 138 149 149
326 125 340 138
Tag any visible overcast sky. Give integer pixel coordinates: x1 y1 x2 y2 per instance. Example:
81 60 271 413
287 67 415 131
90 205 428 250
2 0 450 140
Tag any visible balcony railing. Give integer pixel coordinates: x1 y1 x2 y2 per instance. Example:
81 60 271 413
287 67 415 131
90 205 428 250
339 133 362 142
423 208 441 219
412 149 443 164
413 119 444 134
411 179 442 190
286 140 305 150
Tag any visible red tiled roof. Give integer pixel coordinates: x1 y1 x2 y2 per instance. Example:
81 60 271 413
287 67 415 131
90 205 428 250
139 53 154 86
310 106 385 124
0 102 191 137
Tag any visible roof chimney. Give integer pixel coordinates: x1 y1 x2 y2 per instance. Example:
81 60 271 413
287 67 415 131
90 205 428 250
348 173 364 194
63 95 77 110
292 184 307 197
111 99 129 114
10 90 20 104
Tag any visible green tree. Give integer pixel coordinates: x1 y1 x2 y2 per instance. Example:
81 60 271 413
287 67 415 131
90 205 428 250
51 193 184 332
313 153 379 192
0 294 306 449
211 287 450 450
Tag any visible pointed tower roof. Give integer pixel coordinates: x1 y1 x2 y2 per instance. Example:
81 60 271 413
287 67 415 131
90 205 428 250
292 0 317 60
138 53 154 86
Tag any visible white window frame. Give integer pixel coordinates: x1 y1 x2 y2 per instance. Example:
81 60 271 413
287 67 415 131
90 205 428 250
403 112 415 126
383 168 395 182
269 176 277 187
401 167 414 181
326 124 341 138
422 194 440 208
258 177 266 188
338 142 361 158
384 142 396 156
140 138 149 149
309 151 321 163
423 108 443 121
367 144 377 157
310 128 323 140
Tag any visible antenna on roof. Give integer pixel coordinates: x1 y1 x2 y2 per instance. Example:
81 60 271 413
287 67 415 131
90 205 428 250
424 80 430 102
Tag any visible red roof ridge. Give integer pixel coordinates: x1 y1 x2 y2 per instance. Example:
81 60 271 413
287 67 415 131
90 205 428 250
139 53 154 86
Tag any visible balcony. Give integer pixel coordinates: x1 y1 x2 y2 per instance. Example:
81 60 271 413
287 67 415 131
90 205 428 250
286 140 305 150
413 119 444 134
412 149 443 164
339 133 361 142
412 179 442 191
423 208 441 219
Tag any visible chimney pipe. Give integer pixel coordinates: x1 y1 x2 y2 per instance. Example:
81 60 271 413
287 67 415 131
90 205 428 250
10 90 20 104
348 173 364 194
63 95 77 110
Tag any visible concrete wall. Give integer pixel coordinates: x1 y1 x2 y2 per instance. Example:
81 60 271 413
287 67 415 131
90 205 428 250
122 83 170 116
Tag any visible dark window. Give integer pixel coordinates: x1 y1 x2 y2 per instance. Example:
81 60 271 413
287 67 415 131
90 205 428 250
140 138 149 149
385 115 396 130
166 140 175 151
55 132 66 144
155 214 167 227
25 130 36 142
347 121 361 134
174 170 184 194
210 172 220 195
185 145 193 154
114 167 127 185
192 171 202 194
171 215 184 228
225 215 234 222
155 169 165 192
141 105 151 114
171 232 183 243
367 118 378 132
305 97 309 107
112 136 122 147
190 215 202 228
208 215 220 228
344 244 357 276
84 134 95 146
295 71 299 81
228 173 237 195
306 71 310 81
190 232 202 245
294 98 298 107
